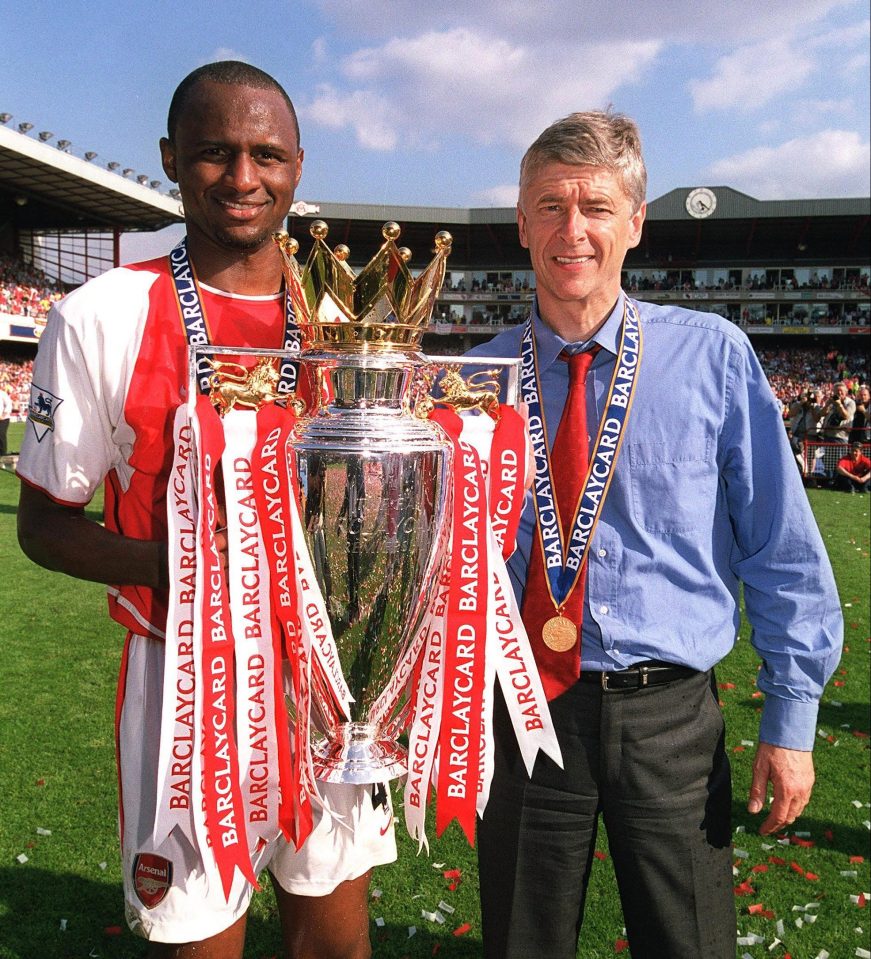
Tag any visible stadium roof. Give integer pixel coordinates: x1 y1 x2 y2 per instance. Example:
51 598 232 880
287 189 870 272
0 124 184 232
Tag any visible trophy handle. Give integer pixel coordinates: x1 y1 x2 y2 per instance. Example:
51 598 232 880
414 361 503 420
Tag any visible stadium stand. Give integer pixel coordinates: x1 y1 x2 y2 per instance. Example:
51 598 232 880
0 253 64 320
1 121 868 485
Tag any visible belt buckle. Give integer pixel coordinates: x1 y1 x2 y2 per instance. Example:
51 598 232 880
600 672 610 691
640 666 649 687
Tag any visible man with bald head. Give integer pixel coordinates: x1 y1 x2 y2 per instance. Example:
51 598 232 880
17 62 394 958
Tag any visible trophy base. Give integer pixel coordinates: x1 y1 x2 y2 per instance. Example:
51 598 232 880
312 722 407 784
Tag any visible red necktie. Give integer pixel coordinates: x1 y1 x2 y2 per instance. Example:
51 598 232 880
521 347 599 700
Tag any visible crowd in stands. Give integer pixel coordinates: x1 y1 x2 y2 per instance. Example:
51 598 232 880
756 346 867 410
442 271 871 297
0 356 34 419
0 254 64 321
625 271 870 294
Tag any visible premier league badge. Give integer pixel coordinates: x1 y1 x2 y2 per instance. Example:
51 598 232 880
27 384 63 442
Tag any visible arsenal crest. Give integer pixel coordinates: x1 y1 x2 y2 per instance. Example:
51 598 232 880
133 852 173 908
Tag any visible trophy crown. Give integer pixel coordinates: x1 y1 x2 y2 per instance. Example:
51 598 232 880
274 220 453 352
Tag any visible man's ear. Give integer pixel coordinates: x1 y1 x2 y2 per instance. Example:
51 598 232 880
517 203 529 250
159 137 177 182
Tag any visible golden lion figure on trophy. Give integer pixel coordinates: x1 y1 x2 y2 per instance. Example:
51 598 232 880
208 357 281 415
437 367 501 418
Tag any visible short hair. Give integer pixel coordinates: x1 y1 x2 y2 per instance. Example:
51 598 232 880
519 110 646 213
166 61 300 145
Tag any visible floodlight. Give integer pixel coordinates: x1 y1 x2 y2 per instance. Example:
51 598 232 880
0 113 12 124
122 168 134 177
56 139 71 151
18 122 33 134
38 131 53 142
107 161 120 171
136 174 149 185
84 152 97 161
150 180 161 190
169 189 181 200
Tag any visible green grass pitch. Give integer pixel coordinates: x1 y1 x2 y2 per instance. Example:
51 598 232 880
0 421 868 958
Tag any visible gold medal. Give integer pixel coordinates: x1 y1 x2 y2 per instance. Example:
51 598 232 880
542 615 577 652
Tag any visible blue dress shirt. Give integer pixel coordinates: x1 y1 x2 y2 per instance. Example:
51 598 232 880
468 293 843 750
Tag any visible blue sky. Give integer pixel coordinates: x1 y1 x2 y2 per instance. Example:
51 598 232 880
2 0 869 260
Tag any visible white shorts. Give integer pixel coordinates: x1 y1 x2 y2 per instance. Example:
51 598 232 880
118 634 397 943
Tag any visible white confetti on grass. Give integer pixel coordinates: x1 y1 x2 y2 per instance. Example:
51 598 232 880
35 827 52 836
407 926 417 938
15 853 27 864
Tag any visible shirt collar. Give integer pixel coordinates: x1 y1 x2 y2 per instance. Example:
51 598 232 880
531 292 626 371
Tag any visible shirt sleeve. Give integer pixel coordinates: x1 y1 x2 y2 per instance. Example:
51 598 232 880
18 299 122 504
718 339 843 750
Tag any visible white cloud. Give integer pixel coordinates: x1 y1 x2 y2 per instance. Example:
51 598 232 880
792 97 854 123
689 38 815 112
302 84 399 150
303 26 662 151
807 16 870 48
706 129 871 198
314 0 848 44
311 37 329 64
472 184 519 207
839 49 870 77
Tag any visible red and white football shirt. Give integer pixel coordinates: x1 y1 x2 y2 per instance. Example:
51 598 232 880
18 255 287 639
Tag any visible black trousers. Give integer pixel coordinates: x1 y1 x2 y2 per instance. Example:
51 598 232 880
0 418 8 457
478 670 735 959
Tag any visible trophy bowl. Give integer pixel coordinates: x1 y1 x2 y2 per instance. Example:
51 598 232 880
290 349 451 783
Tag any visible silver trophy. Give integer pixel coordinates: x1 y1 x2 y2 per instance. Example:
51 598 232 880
274 222 457 784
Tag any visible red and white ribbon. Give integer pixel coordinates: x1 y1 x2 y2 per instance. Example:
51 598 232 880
194 396 259 899
221 410 282 851
152 405 199 849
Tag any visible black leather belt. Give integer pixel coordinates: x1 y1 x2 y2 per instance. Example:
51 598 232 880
579 661 698 691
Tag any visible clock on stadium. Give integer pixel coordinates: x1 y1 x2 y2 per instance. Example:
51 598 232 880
685 187 717 219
